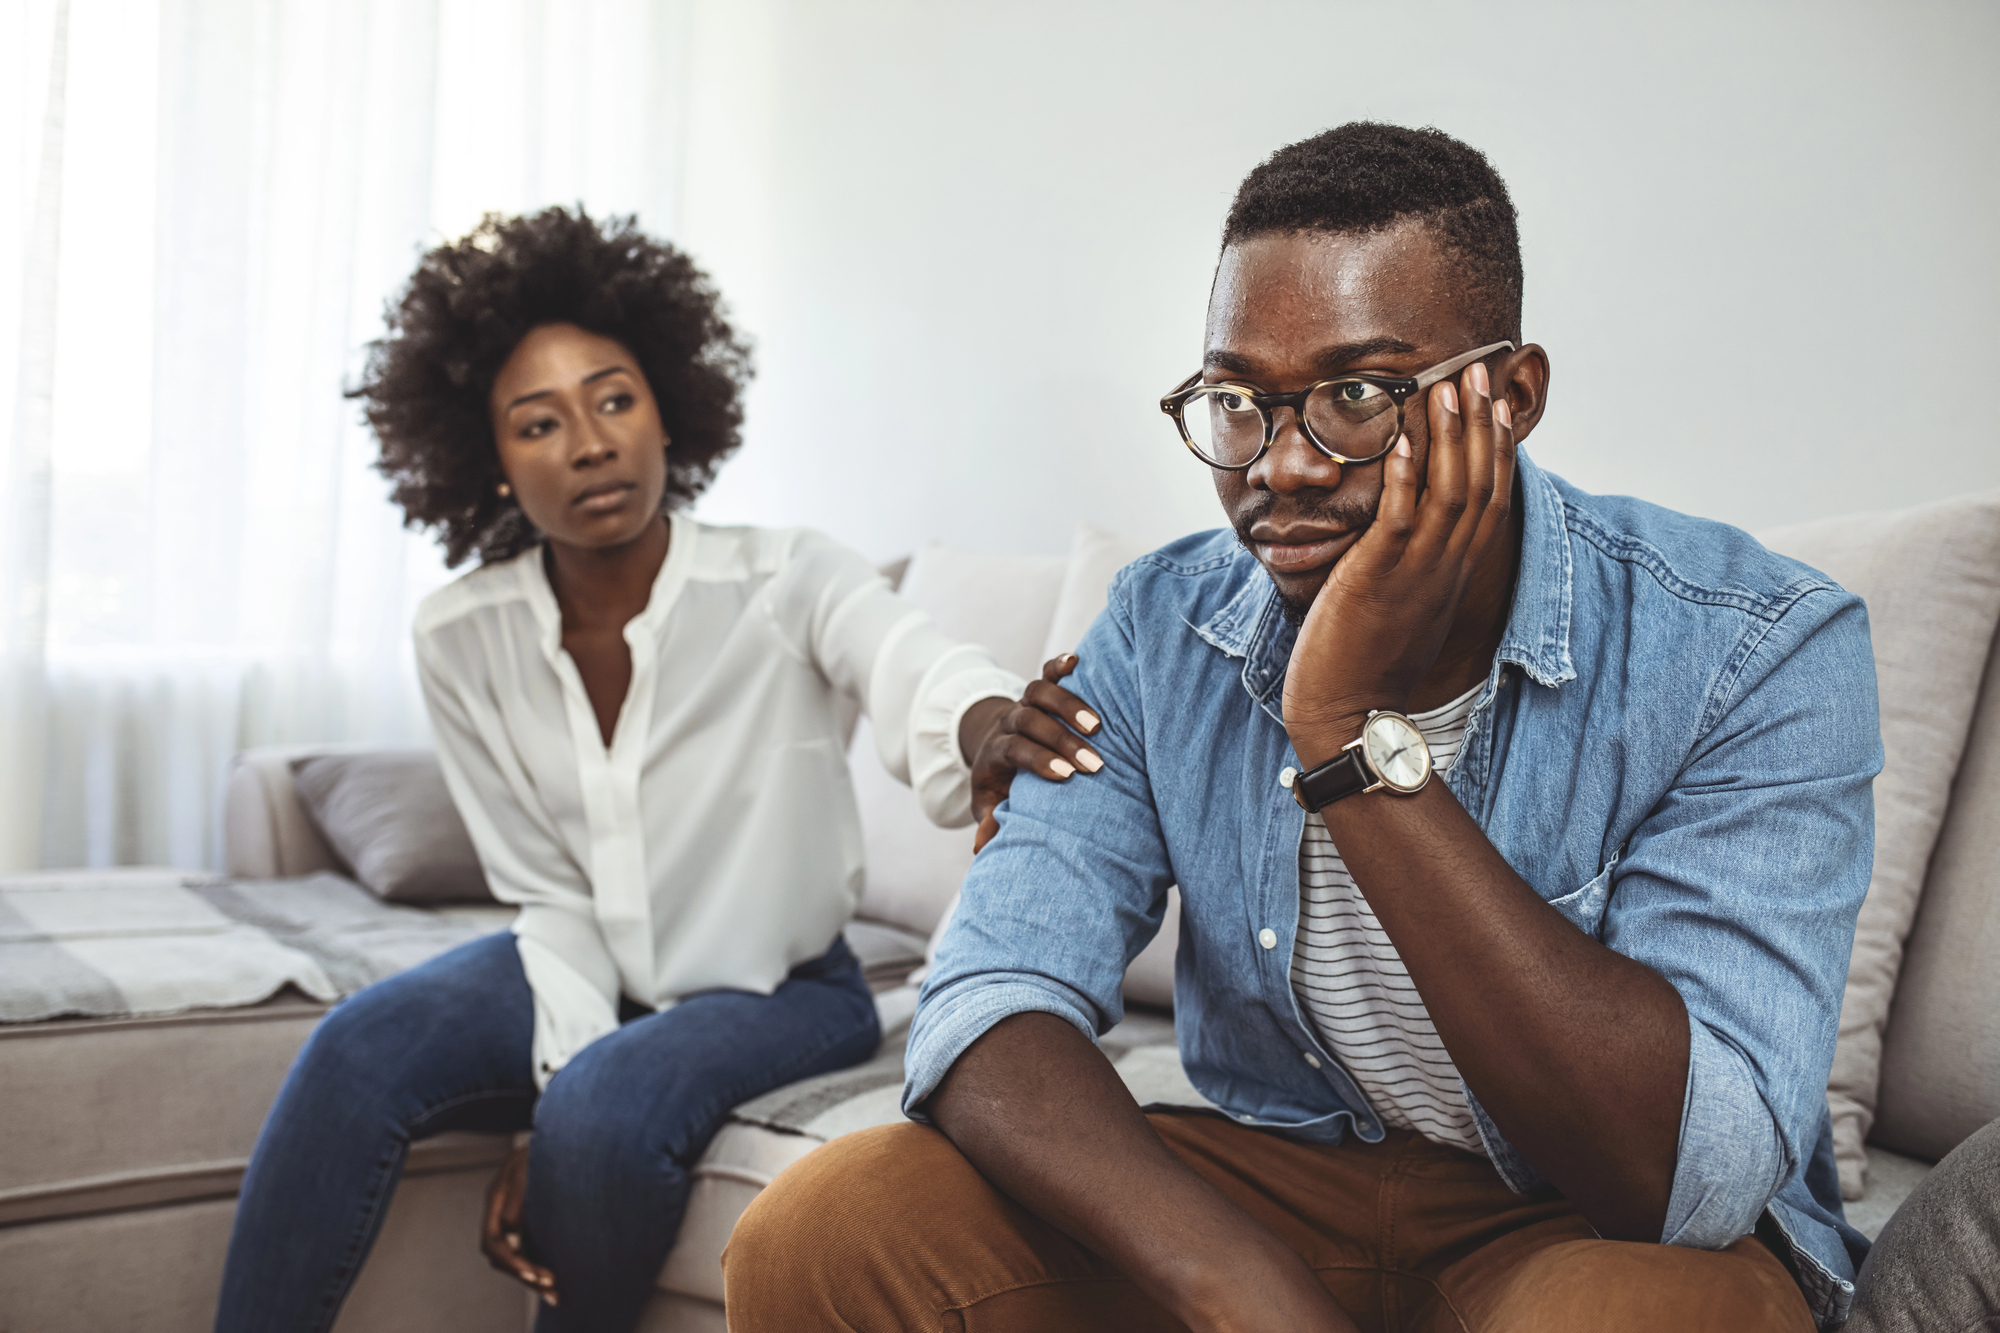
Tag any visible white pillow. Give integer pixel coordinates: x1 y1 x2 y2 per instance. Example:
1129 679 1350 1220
909 524 1181 1010
1041 523 1154 661
849 541 1066 936
1758 489 2000 1197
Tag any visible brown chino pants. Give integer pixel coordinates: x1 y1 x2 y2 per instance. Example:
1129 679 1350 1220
722 1112 1814 1332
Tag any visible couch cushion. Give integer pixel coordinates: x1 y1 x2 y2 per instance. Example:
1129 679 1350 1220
850 541 1066 936
291 751 493 904
1842 1145 1936 1245
1758 490 2000 1197
1873 622 2000 1162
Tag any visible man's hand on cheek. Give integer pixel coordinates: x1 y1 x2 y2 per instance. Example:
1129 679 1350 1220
1280 360 1517 769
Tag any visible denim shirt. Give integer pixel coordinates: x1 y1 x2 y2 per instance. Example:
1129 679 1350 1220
907 454 1881 1327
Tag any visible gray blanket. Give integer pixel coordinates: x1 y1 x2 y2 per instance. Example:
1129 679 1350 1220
0 869 486 1023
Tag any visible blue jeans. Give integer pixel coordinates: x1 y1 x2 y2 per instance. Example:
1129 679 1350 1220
215 931 880 1333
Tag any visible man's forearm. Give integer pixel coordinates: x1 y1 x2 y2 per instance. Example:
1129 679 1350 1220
1318 775 1689 1242
927 1012 1359 1333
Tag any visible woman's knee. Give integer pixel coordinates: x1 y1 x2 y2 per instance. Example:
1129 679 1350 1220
528 1059 688 1193
288 934 529 1105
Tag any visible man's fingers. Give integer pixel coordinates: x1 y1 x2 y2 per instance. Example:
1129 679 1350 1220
972 811 1000 854
1040 652 1078 684
1468 395 1518 555
1452 360 1498 554
1023 677 1100 735
1412 375 1471 552
1375 432 1422 543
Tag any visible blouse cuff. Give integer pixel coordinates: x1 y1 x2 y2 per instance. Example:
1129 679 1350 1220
909 651 1026 829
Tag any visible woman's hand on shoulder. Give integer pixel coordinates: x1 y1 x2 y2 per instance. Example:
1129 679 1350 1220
482 1140 559 1305
962 654 1103 853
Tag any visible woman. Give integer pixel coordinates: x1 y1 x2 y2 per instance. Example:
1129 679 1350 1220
214 207 1099 1332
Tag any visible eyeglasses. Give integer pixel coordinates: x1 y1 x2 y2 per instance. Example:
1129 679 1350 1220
1159 341 1516 471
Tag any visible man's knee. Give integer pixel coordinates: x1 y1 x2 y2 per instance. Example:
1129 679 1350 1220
1474 1236 1813 1332
724 1122 972 1328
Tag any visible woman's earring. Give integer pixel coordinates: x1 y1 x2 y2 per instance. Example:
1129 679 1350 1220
496 482 512 499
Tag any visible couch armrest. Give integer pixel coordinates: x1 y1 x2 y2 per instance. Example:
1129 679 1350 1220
223 747 347 878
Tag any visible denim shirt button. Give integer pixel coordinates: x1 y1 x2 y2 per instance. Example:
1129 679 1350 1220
1237 1113 1256 1124
1258 928 1277 949
1278 766 1297 789
1302 1051 1322 1069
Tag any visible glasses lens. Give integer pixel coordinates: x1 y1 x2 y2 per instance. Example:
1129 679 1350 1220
1178 386 1265 467
1305 379 1400 461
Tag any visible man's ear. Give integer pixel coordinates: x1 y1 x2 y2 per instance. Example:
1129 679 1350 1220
1499 344 1551 444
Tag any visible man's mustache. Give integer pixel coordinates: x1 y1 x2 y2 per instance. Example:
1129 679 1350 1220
1230 490 1381 550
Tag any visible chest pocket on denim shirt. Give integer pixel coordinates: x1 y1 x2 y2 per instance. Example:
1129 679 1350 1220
1544 850 1620 939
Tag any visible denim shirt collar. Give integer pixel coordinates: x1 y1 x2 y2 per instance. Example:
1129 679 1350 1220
1193 453 1578 716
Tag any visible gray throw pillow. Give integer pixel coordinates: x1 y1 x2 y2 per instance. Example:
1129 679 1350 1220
290 751 493 904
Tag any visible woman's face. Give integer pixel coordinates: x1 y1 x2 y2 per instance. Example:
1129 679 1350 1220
488 322 670 552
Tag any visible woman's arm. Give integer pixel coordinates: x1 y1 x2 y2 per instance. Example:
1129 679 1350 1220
789 532 1100 832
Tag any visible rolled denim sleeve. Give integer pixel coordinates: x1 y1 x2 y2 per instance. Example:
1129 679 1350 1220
1604 587 1880 1247
903 573 1177 1117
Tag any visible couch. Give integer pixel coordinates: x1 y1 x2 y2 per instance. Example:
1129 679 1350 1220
3 492 1996 1332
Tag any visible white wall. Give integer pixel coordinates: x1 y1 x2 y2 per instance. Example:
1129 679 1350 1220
680 0 2000 562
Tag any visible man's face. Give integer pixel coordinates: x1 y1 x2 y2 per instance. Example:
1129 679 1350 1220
1207 222 1487 619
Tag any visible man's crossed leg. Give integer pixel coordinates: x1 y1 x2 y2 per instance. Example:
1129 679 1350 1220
726 1116 1808 1332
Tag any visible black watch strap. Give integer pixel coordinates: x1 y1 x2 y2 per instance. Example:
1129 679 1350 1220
1292 746 1370 813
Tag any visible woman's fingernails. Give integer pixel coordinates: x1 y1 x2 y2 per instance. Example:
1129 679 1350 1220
1049 758 1076 778
1440 383 1458 414
1494 398 1512 428
1470 362 1490 396
1395 435 1413 458
1075 709 1100 732
1077 748 1104 773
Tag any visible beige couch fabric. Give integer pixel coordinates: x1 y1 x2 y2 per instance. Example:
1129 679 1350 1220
1758 490 2000 1196
1873 618 2000 1162
0 989 522 1333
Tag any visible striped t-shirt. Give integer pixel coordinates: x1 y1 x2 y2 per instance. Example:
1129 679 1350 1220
1290 684 1485 1155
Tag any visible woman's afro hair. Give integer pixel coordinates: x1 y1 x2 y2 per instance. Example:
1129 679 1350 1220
356 206 753 567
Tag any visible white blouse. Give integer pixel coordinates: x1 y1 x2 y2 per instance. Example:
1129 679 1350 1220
414 513 1022 1087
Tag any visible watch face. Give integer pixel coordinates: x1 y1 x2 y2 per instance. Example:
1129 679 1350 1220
1362 713 1432 793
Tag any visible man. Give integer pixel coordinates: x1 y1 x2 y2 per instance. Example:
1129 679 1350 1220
725 124 1878 1331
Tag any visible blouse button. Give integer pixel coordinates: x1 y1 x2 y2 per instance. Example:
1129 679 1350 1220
1303 1051 1322 1069
1258 928 1277 949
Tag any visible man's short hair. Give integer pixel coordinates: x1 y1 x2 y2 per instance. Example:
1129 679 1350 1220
1223 123 1523 345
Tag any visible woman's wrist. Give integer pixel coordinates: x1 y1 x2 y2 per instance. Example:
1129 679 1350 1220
957 695 1012 766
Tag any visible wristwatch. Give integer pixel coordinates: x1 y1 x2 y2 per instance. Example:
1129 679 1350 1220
1289 710 1433 813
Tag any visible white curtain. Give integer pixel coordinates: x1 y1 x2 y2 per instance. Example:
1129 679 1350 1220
1 0 691 870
